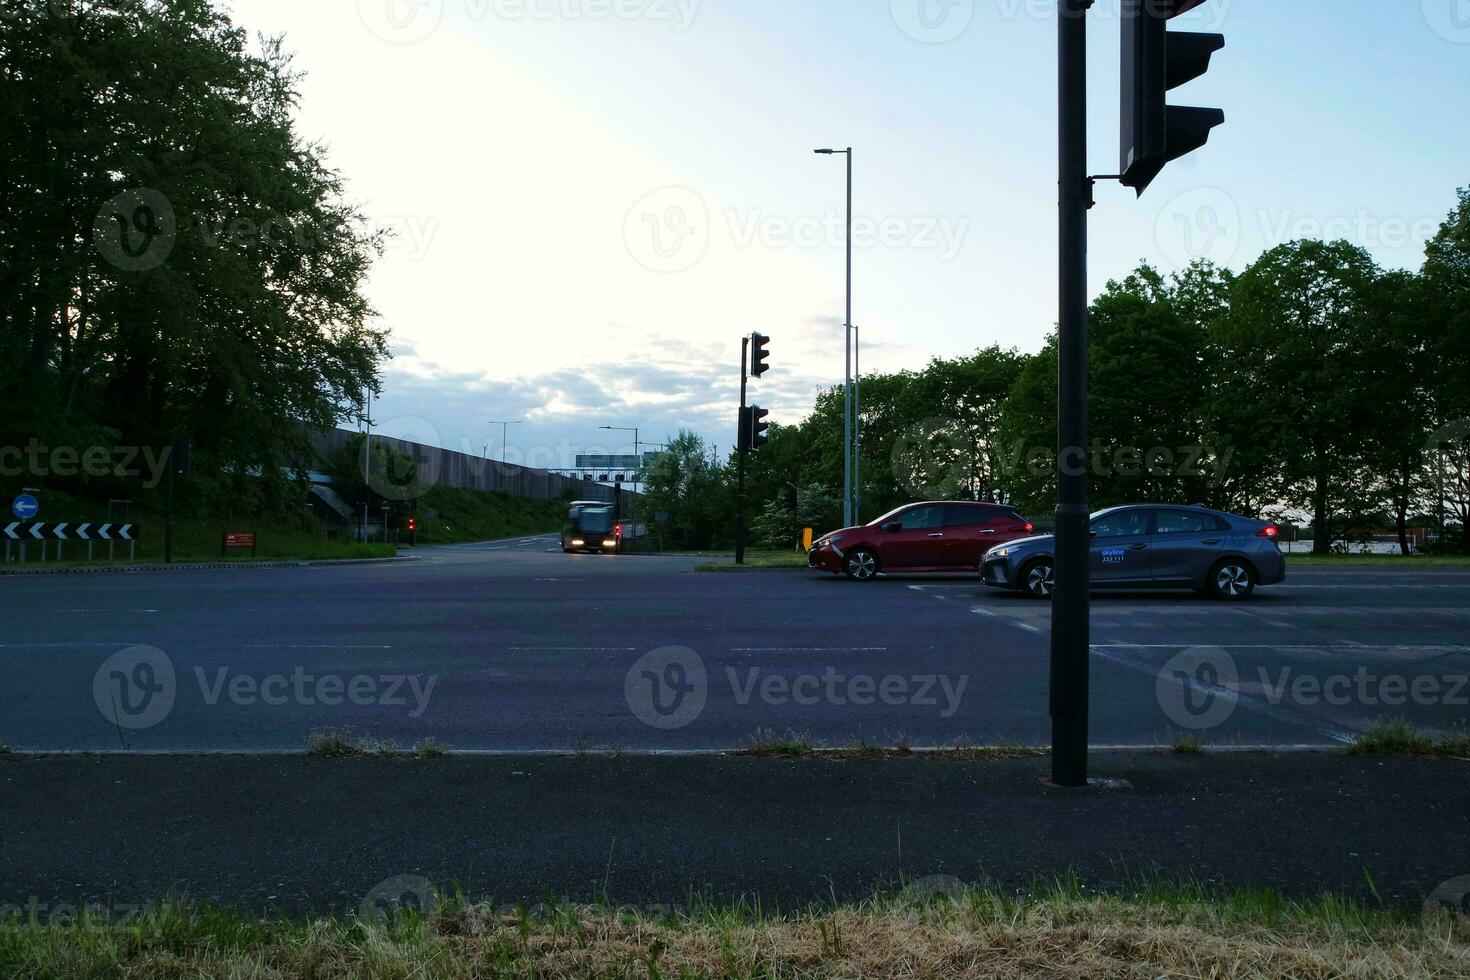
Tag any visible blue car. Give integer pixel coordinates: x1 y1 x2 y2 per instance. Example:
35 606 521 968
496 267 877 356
980 504 1285 600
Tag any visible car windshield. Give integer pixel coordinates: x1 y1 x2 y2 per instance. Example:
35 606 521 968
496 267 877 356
572 507 614 533
867 505 914 527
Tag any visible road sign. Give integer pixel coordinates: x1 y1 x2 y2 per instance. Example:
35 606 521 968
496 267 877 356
28 522 46 540
3 523 20 540
12 495 38 520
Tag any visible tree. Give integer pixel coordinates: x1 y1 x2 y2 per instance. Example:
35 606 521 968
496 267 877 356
1422 186 1470 549
641 429 730 549
0 0 386 509
1212 240 1384 553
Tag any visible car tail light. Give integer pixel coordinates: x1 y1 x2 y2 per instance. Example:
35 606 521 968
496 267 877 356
1009 522 1034 533
1256 525 1278 538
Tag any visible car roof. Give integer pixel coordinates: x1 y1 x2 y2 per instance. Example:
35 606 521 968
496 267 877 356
1093 503 1242 520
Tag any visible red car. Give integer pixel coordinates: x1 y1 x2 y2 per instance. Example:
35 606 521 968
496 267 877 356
808 501 1035 581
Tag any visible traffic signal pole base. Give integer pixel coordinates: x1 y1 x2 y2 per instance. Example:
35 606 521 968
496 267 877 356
1039 775 1132 792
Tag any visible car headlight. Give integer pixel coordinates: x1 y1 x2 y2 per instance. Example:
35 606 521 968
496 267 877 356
988 547 1011 559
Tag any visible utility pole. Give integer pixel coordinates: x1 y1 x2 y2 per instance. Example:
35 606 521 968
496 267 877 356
736 335 750 565
1050 0 1091 788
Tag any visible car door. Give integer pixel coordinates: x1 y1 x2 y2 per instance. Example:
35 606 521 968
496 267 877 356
880 505 947 569
941 504 1005 568
1150 509 1228 584
1088 508 1153 584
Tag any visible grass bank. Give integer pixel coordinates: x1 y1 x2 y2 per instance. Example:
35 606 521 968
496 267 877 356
1 879 1464 978
696 551 808 572
1285 553 1470 567
410 487 565 545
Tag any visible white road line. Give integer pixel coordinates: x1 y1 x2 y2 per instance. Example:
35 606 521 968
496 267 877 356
241 644 393 649
56 609 159 613
970 607 1045 634
508 646 637 652
733 647 890 652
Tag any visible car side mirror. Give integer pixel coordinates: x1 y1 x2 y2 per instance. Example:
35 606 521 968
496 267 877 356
882 521 903 533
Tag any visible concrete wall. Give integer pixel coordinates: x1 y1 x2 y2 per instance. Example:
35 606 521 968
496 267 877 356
310 429 619 504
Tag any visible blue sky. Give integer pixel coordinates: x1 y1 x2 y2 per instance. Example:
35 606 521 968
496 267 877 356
229 0 1470 470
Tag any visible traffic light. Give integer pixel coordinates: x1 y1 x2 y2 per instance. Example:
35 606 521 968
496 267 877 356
739 405 770 452
749 333 771 378
1120 0 1224 195
407 516 417 533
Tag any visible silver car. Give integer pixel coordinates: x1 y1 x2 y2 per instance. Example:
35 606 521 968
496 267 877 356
980 504 1285 600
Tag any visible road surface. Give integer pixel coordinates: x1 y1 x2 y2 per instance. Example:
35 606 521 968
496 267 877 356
3 537 1467 751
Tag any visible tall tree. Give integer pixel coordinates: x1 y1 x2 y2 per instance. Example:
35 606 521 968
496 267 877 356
1421 186 1470 548
0 0 387 507
1212 240 1383 553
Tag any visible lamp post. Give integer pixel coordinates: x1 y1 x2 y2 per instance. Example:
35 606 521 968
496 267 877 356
487 419 523 464
853 323 862 523
815 146 854 527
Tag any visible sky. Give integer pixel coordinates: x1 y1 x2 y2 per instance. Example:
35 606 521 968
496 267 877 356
226 0 1470 472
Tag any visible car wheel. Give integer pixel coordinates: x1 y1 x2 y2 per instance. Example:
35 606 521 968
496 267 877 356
843 549 880 581
1208 558 1256 600
1021 558 1055 599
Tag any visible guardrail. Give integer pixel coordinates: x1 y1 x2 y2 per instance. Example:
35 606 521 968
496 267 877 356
2 522 137 562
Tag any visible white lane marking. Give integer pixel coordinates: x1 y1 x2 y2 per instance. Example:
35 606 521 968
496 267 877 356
241 644 393 649
508 646 637 652
971 607 1043 634
733 647 890 652
1090 644 1356 743
56 609 159 613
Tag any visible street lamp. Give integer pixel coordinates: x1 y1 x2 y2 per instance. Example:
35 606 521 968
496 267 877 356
815 146 854 527
487 419 523 464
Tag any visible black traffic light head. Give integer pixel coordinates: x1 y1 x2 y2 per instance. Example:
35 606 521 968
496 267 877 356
1120 0 1224 196
739 405 771 452
750 333 771 378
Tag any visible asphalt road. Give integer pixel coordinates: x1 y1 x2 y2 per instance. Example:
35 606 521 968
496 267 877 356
4 753 1467 917
2 538 1468 751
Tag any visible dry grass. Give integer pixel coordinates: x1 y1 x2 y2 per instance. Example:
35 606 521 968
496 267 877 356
4 882 1466 979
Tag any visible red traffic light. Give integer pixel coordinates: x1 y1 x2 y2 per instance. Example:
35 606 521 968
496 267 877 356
408 517 417 532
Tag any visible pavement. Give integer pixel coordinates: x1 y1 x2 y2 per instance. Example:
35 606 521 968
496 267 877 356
2 752 1467 918
2 535 1467 752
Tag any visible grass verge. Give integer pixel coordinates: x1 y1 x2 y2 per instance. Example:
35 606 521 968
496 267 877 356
696 551 809 572
1347 719 1470 757
305 729 451 758
1 877 1464 978
1285 553 1470 566
736 731 1049 760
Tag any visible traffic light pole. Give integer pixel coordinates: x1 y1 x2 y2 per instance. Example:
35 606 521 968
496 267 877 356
1051 0 1091 788
735 335 750 566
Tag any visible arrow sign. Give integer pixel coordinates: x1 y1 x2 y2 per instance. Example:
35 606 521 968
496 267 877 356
119 524 134 541
3 523 19 540
75 523 92 540
98 523 112 541
28 523 46 540
52 522 69 540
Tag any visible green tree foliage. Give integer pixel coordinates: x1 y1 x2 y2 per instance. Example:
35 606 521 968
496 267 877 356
642 429 730 549
0 0 387 511
1421 186 1470 547
748 483 843 548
